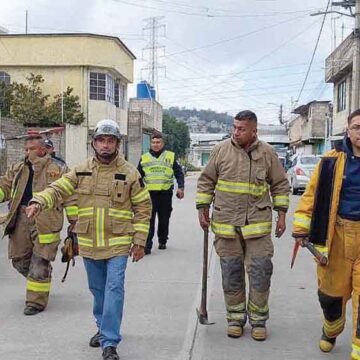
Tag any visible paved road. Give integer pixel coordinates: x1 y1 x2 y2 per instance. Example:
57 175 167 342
0 175 353 359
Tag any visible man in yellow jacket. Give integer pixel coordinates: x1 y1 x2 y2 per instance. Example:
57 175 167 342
26 119 152 360
293 109 360 359
0 135 76 315
196 110 290 341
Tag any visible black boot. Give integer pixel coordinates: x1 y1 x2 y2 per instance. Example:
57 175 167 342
24 306 43 316
158 243 167 250
102 346 119 360
89 331 100 348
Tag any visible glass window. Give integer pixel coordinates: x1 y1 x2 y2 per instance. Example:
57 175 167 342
106 75 114 104
89 72 106 101
0 72 10 85
337 80 346 112
120 84 127 109
300 156 320 165
114 83 119 108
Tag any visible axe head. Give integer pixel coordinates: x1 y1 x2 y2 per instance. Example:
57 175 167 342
196 308 215 325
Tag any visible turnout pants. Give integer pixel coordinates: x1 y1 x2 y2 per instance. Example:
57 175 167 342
9 208 56 310
214 229 274 327
145 190 173 250
317 217 360 360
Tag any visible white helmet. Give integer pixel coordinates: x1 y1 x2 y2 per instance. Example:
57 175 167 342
93 119 121 140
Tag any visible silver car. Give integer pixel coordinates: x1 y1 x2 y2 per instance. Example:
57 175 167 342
287 154 321 195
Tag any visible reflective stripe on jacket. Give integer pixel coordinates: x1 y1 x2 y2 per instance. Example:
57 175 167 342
196 138 290 240
0 155 76 258
140 151 175 191
32 156 152 260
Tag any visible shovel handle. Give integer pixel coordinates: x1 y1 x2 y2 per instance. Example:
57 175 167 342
200 228 209 315
304 241 328 266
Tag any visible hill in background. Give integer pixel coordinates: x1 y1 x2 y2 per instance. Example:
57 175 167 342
165 106 232 133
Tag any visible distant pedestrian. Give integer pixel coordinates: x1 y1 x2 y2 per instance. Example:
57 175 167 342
137 131 184 254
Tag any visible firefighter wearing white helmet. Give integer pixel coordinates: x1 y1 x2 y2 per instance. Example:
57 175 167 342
26 119 152 360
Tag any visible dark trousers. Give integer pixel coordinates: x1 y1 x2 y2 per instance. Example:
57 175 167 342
145 191 173 250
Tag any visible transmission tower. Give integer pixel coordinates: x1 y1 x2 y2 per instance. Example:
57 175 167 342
142 17 166 98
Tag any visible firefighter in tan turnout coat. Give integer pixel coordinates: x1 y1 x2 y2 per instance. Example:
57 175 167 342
196 110 290 341
0 136 77 315
26 119 152 360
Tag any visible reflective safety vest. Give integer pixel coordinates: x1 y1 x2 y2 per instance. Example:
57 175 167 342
141 151 175 191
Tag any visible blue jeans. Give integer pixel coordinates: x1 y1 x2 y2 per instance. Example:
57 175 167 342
83 256 128 349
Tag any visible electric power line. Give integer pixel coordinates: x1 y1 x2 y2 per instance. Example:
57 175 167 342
296 0 331 103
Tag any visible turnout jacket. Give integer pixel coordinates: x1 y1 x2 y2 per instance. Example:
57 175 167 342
0 155 77 259
196 137 290 239
292 140 350 259
32 155 152 260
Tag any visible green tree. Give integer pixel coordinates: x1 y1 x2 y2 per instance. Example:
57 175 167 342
47 87 85 126
11 74 49 126
162 113 190 158
0 81 12 117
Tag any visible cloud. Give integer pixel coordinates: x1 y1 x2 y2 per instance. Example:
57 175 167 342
0 0 354 122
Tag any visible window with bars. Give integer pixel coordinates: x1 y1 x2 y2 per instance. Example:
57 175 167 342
114 83 119 108
90 72 126 108
337 80 346 112
114 83 127 109
0 72 10 85
106 75 114 103
90 72 106 100
120 84 126 109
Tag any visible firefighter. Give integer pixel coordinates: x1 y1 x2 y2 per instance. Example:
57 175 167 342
137 131 184 254
293 109 360 359
196 110 290 341
26 119 152 360
44 138 66 165
0 135 77 315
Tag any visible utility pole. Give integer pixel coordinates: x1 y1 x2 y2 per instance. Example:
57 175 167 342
25 10 28 34
312 1 359 109
142 17 166 99
279 104 284 125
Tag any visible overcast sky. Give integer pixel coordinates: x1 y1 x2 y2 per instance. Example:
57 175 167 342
0 0 355 124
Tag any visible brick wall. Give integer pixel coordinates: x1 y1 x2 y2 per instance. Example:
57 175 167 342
0 117 65 174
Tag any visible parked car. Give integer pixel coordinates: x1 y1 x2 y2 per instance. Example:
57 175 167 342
287 154 321 195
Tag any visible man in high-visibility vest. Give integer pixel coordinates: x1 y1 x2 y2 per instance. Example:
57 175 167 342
138 131 184 254
196 110 290 341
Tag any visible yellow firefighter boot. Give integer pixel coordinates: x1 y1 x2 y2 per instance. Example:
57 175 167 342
319 332 336 353
227 321 243 338
251 326 267 341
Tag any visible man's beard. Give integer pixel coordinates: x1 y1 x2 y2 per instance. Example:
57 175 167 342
96 150 118 162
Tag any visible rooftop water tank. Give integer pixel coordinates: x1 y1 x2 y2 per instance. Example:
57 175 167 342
137 81 152 99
